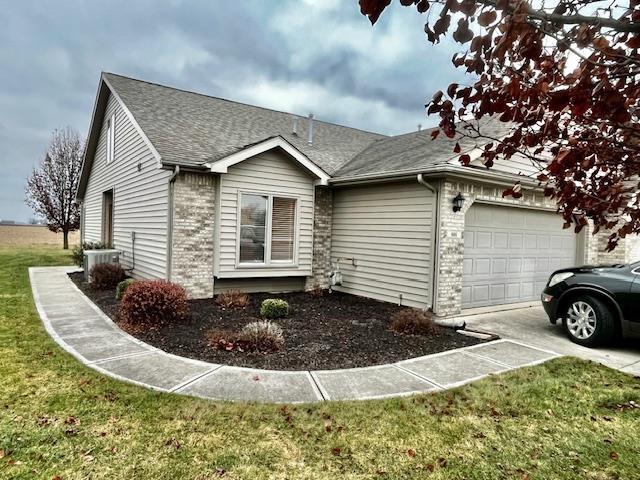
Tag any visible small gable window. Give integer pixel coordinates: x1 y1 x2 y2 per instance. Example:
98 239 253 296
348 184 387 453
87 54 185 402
106 113 116 164
238 193 297 266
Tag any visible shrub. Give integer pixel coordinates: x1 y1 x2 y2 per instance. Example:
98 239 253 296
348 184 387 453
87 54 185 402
205 328 239 351
71 241 108 267
260 299 289 319
115 278 136 300
390 308 440 336
239 321 284 352
119 280 188 327
90 263 126 290
216 289 249 309
206 321 284 353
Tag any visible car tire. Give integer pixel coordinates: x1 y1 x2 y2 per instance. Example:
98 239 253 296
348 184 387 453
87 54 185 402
562 295 617 347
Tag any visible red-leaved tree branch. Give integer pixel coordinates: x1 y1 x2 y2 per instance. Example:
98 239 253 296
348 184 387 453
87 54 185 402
25 127 84 249
359 0 640 250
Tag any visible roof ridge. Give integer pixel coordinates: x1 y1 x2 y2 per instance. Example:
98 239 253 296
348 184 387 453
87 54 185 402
102 72 389 138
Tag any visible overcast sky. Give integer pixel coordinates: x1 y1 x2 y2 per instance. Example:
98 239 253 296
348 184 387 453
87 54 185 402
0 0 466 222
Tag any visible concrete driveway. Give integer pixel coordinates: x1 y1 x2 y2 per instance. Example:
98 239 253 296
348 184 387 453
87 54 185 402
463 306 640 375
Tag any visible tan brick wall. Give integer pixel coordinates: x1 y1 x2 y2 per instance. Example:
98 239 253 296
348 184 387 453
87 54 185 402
305 186 333 290
170 172 215 298
0 225 80 247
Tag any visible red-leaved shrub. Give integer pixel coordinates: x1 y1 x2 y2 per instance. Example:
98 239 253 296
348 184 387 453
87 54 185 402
215 289 249 309
390 308 440 336
90 263 126 290
118 280 188 327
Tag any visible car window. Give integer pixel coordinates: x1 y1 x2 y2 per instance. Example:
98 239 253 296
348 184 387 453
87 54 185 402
631 261 640 271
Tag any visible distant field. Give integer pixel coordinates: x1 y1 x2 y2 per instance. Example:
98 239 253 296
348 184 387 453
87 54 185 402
0 224 79 247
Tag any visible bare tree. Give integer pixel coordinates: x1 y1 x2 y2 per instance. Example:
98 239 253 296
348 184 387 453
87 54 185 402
25 127 84 249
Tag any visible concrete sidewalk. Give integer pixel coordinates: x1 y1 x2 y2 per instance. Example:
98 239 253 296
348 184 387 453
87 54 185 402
30 266 561 403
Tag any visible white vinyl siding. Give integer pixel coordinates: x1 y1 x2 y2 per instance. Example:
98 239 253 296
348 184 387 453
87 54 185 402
331 181 435 309
82 92 171 279
216 150 314 278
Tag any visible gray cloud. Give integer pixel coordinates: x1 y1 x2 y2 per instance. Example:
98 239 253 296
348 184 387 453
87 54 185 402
0 0 467 222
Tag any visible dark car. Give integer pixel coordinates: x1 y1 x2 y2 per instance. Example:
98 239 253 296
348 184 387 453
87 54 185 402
541 261 640 346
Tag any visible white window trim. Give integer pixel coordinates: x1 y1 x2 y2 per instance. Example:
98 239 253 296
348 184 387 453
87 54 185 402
106 113 115 164
235 190 300 269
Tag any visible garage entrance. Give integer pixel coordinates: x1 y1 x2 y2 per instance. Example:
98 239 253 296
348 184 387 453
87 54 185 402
462 203 578 309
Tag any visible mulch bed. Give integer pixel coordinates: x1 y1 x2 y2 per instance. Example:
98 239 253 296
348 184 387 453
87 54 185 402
69 272 487 370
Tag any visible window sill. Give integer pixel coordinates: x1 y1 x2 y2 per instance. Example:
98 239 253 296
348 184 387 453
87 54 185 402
236 263 298 269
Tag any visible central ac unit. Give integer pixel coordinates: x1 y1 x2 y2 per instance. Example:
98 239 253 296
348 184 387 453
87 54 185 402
84 249 120 282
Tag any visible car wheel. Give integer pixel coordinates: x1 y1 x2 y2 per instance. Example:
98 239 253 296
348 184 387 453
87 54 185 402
562 295 616 347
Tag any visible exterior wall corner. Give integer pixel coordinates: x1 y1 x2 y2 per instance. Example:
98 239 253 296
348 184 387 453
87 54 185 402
170 172 215 298
305 186 333 291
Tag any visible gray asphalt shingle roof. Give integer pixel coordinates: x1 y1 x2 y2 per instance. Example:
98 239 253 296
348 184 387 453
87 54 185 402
101 74 518 182
104 73 386 175
334 119 514 178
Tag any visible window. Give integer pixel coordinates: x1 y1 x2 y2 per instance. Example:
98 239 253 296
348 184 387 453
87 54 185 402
271 197 296 261
238 193 297 265
106 113 115 163
102 190 114 247
239 194 267 263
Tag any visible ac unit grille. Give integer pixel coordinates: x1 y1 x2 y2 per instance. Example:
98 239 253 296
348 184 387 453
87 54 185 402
84 249 121 282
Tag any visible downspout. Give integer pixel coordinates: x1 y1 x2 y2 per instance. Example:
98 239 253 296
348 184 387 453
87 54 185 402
166 165 180 281
417 174 440 314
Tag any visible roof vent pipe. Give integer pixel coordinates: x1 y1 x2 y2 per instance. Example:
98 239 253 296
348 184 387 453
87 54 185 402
418 124 422 131
307 113 314 146
292 116 298 136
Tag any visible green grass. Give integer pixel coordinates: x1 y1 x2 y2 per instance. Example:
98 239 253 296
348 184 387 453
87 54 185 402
0 246 639 479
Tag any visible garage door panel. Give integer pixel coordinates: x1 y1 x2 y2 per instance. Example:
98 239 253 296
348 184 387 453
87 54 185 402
494 232 508 248
491 284 505 301
477 231 492 248
537 235 550 249
493 258 507 274
462 204 577 308
509 233 523 249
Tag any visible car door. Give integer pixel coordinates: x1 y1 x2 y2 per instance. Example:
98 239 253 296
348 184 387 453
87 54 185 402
627 265 640 324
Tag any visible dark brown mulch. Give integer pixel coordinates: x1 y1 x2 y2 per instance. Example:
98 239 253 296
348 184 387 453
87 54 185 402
68 272 487 370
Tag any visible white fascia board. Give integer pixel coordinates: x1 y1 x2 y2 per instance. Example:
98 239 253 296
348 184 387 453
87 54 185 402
206 136 330 186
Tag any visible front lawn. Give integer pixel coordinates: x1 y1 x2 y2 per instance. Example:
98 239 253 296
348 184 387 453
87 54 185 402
1 246 639 479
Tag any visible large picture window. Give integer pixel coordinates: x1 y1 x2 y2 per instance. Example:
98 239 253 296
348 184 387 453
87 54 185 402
238 193 297 265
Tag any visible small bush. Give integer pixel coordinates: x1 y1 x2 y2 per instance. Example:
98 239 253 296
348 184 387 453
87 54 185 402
206 321 284 353
119 280 188 327
390 308 440 336
115 278 136 300
239 321 284 352
260 299 289 319
90 263 126 290
72 241 108 267
205 328 239 351
216 289 249 309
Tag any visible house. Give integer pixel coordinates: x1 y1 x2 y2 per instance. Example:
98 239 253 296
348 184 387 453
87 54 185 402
76 73 639 317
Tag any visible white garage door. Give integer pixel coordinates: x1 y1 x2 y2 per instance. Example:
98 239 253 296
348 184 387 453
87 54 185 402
462 203 577 309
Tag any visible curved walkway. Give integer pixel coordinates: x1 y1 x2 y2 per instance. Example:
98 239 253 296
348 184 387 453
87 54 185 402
29 266 561 403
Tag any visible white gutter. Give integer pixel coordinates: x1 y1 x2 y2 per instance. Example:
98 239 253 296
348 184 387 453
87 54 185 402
166 165 180 281
417 174 440 314
331 164 540 188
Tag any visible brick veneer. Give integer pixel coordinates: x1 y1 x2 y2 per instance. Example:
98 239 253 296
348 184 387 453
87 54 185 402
305 186 333 290
170 172 215 298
